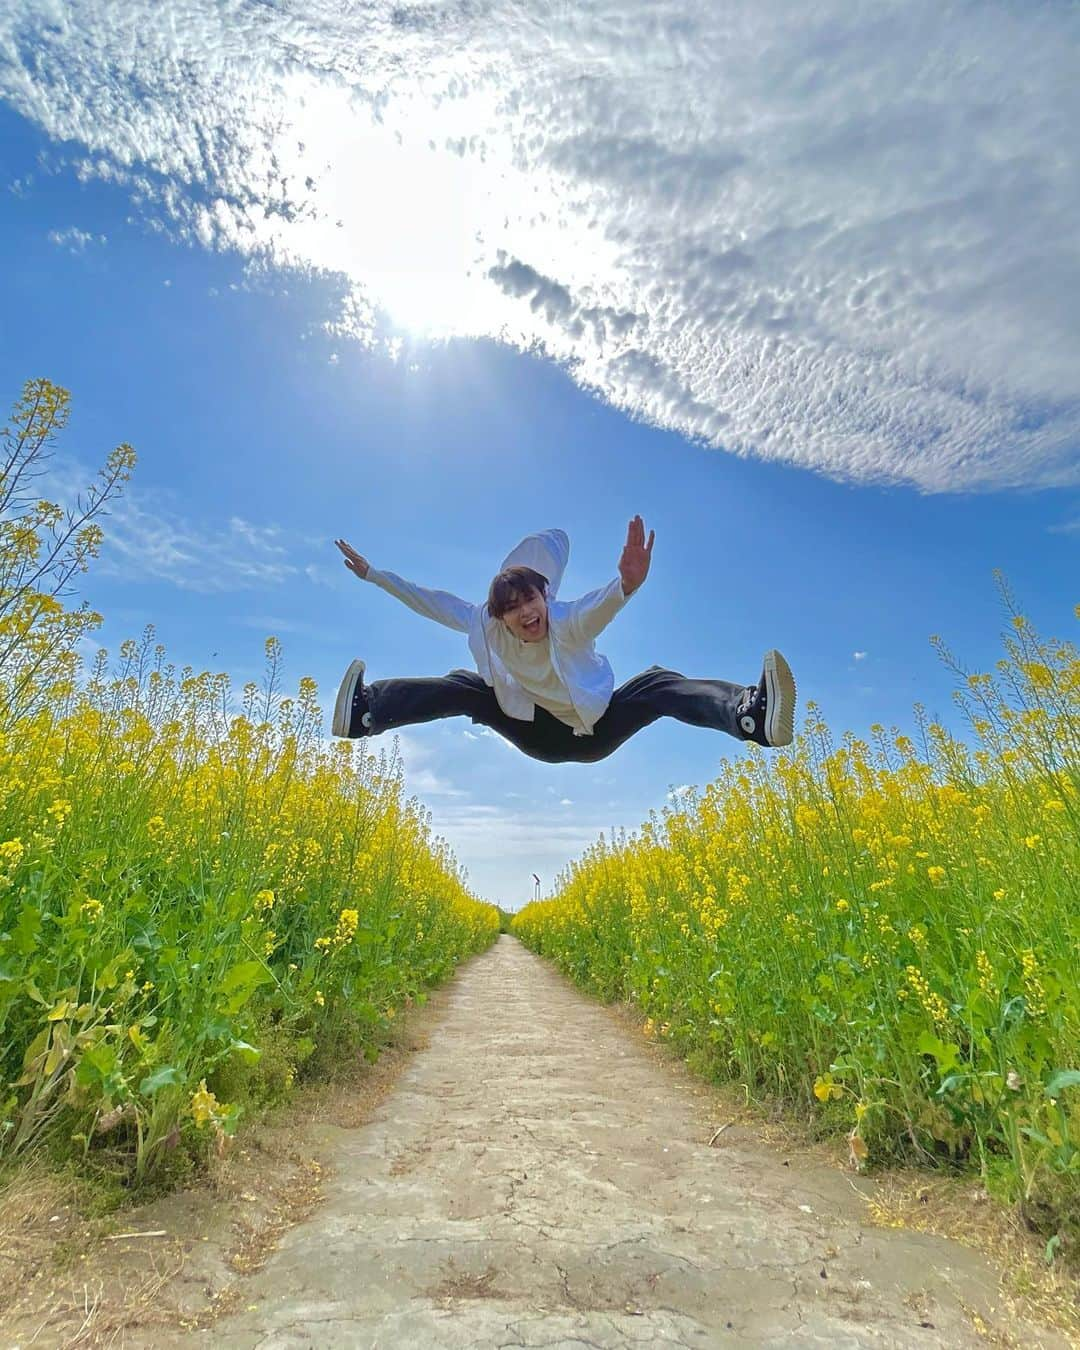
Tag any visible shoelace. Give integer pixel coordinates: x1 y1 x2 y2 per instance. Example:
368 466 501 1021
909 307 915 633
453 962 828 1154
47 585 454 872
736 685 765 738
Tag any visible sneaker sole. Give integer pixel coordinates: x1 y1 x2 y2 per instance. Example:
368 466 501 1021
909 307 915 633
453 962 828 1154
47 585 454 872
763 649 796 747
332 659 366 737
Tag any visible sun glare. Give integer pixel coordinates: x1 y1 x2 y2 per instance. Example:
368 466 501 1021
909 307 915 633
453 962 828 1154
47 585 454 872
282 77 519 341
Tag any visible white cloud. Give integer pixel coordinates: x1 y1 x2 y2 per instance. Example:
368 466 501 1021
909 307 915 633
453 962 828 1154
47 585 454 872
238 614 335 640
667 784 694 801
4 2 1080 489
47 225 105 251
40 457 303 593
101 503 297 592
303 562 341 589
370 729 619 900
420 798 613 902
75 633 105 661
392 731 467 798
468 724 518 752
853 651 868 662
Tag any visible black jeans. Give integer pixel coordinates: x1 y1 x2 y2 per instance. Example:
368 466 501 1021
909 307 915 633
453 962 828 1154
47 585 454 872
365 666 750 764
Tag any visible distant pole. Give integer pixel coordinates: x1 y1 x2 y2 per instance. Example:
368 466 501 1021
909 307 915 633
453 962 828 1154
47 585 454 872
532 873 541 902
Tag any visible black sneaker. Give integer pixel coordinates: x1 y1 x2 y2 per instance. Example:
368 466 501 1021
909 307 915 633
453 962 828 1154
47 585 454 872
736 649 796 747
332 659 373 738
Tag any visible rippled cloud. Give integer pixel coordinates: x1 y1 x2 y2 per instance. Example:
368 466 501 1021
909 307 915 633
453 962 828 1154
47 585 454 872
4 1 1079 490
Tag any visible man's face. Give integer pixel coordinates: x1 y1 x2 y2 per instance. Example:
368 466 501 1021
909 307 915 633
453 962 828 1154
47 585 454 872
501 587 548 642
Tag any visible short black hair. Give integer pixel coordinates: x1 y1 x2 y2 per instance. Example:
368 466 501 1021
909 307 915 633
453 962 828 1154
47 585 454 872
487 565 548 619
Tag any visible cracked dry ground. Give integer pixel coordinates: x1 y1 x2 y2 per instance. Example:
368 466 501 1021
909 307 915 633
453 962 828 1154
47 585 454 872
153 937 1066 1350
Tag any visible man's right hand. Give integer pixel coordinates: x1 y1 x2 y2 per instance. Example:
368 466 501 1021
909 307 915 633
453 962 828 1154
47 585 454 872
335 538 370 579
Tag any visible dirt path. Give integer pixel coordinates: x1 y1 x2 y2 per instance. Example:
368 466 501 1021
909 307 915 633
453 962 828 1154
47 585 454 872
146 936 1065 1349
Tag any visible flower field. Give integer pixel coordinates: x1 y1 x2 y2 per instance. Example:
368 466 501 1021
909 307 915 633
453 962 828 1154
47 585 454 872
0 380 498 1181
514 600 1080 1231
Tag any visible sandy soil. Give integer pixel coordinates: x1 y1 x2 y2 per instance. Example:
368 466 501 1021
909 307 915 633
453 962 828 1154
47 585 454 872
83 934 1064 1350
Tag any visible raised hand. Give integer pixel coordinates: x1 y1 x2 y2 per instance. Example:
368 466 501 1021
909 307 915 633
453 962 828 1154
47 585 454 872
618 515 655 596
335 538 370 580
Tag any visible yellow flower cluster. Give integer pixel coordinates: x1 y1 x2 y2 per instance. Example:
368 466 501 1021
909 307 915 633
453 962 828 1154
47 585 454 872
1021 949 1047 1019
512 596 1078 1204
333 907 359 946
0 837 23 887
904 966 950 1025
189 1080 221 1128
975 949 996 999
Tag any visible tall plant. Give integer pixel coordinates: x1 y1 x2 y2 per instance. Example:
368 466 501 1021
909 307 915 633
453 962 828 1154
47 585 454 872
0 378 135 725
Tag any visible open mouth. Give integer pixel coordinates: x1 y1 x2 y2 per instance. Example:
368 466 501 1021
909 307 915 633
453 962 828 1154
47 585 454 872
523 615 542 635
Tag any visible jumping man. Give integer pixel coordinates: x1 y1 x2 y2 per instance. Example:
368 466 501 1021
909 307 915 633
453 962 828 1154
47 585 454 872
330 520 796 764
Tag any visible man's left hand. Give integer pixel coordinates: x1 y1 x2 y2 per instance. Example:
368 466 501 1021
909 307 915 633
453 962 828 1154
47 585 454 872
619 515 655 596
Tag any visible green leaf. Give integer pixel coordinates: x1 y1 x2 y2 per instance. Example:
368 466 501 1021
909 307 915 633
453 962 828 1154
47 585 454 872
139 1065 181 1096
216 960 274 1013
12 906 42 957
230 1040 262 1064
218 1102 242 1137
1020 1127 1053 1147
1045 1070 1080 1097
76 1041 117 1085
917 1031 961 1073
1000 995 1027 1031
19 1028 50 1073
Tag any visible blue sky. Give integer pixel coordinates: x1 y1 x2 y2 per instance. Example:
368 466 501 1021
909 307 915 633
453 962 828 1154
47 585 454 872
1 3 1078 905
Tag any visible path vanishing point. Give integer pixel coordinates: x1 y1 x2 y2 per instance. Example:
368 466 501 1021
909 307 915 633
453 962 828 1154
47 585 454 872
151 936 1067 1349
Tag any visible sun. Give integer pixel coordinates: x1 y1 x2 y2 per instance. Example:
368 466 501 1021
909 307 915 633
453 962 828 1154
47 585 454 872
280 77 519 342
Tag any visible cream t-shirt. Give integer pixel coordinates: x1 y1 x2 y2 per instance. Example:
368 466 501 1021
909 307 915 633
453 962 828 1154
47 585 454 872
503 635 586 732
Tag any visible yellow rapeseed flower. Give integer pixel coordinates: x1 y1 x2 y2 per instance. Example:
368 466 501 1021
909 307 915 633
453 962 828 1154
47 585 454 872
1021 950 1047 1018
333 907 359 946
190 1080 219 1127
0 837 24 863
905 966 949 1025
976 950 995 998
